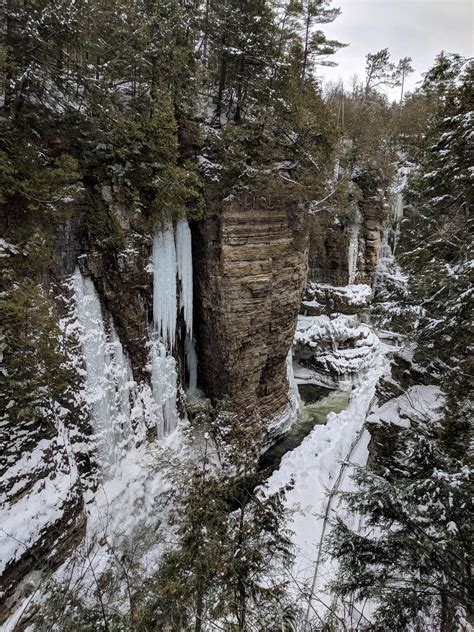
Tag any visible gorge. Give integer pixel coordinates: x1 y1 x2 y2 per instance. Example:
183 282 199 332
0 2 471 630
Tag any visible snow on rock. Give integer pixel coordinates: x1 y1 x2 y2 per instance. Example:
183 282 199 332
0 447 79 576
294 314 381 390
367 384 444 428
304 282 372 316
0 239 19 258
82 433 183 552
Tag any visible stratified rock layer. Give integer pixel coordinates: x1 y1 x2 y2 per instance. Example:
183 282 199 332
194 195 308 427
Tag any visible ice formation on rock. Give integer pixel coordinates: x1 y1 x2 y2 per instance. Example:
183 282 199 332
149 337 178 437
73 268 134 476
185 335 198 393
390 191 404 255
176 219 193 335
151 219 198 434
176 219 199 391
347 224 359 285
153 225 177 348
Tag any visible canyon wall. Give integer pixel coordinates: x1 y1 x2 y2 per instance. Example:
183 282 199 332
308 166 388 288
0 183 309 620
194 193 308 435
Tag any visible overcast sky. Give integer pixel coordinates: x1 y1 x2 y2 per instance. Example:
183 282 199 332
318 0 473 98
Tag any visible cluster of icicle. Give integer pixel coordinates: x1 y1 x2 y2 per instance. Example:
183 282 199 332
390 191 404 255
151 219 198 438
72 218 196 465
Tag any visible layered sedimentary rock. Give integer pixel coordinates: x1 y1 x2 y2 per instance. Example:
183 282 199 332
352 167 387 286
1 181 310 619
194 193 308 431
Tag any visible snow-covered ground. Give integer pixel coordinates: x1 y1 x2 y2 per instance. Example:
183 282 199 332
267 311 392 624
366 384 444 429
267 303 445 626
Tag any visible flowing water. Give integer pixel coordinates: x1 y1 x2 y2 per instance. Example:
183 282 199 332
260 387 350 475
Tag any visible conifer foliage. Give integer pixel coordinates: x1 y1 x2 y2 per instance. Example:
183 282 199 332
328 56 473 632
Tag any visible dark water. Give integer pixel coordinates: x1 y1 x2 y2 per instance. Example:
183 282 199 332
259 387 350 475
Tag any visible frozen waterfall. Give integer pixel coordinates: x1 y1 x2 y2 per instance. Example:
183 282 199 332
151 219 198 436
347 225 359 285
73 268 134 477
176 219 199 392
176 219 193 335
391 191 404 255
149 338 178 437
153 225 177 348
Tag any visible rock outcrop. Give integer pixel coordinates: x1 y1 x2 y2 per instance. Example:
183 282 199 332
194 193 308 434
308 166 388 289
308 221 352 285
1 181 311 620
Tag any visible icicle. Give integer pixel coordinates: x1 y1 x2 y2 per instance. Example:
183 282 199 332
150 337 178 437
287 349 301 411
151 219 198 429
347 224 359 285
175 219 193 336
391 191 404 255
73 268 133 478
185 334 198 393
176 219 199 391
151 223 180 435
153 225 177 348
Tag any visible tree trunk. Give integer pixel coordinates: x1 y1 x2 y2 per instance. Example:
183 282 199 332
399 67 406 105
301 5 311 86
202 0 210 65
215 42 227 122
194 582 204 632
3 0 20 113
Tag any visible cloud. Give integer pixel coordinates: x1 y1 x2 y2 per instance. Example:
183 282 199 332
319 0 473 95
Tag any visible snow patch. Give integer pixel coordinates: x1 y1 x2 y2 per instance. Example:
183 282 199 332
367 384 444 428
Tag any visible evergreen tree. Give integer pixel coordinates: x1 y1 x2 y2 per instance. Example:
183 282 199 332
328 56 473 632
401 56 473 457
148 411 297 631
329 415 472 631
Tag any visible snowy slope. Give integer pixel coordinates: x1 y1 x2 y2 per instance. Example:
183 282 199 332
267 323 391 621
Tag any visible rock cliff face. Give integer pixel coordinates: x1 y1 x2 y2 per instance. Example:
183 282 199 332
308 222 352 285
194 194 308 434
308 167 388 288
0 409 87 621
355 171 386 286
1 185 310 621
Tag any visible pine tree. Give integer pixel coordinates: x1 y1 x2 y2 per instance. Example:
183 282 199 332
401 56 473 457
328 56 474 632
147 411 297 631
329 416 472 631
